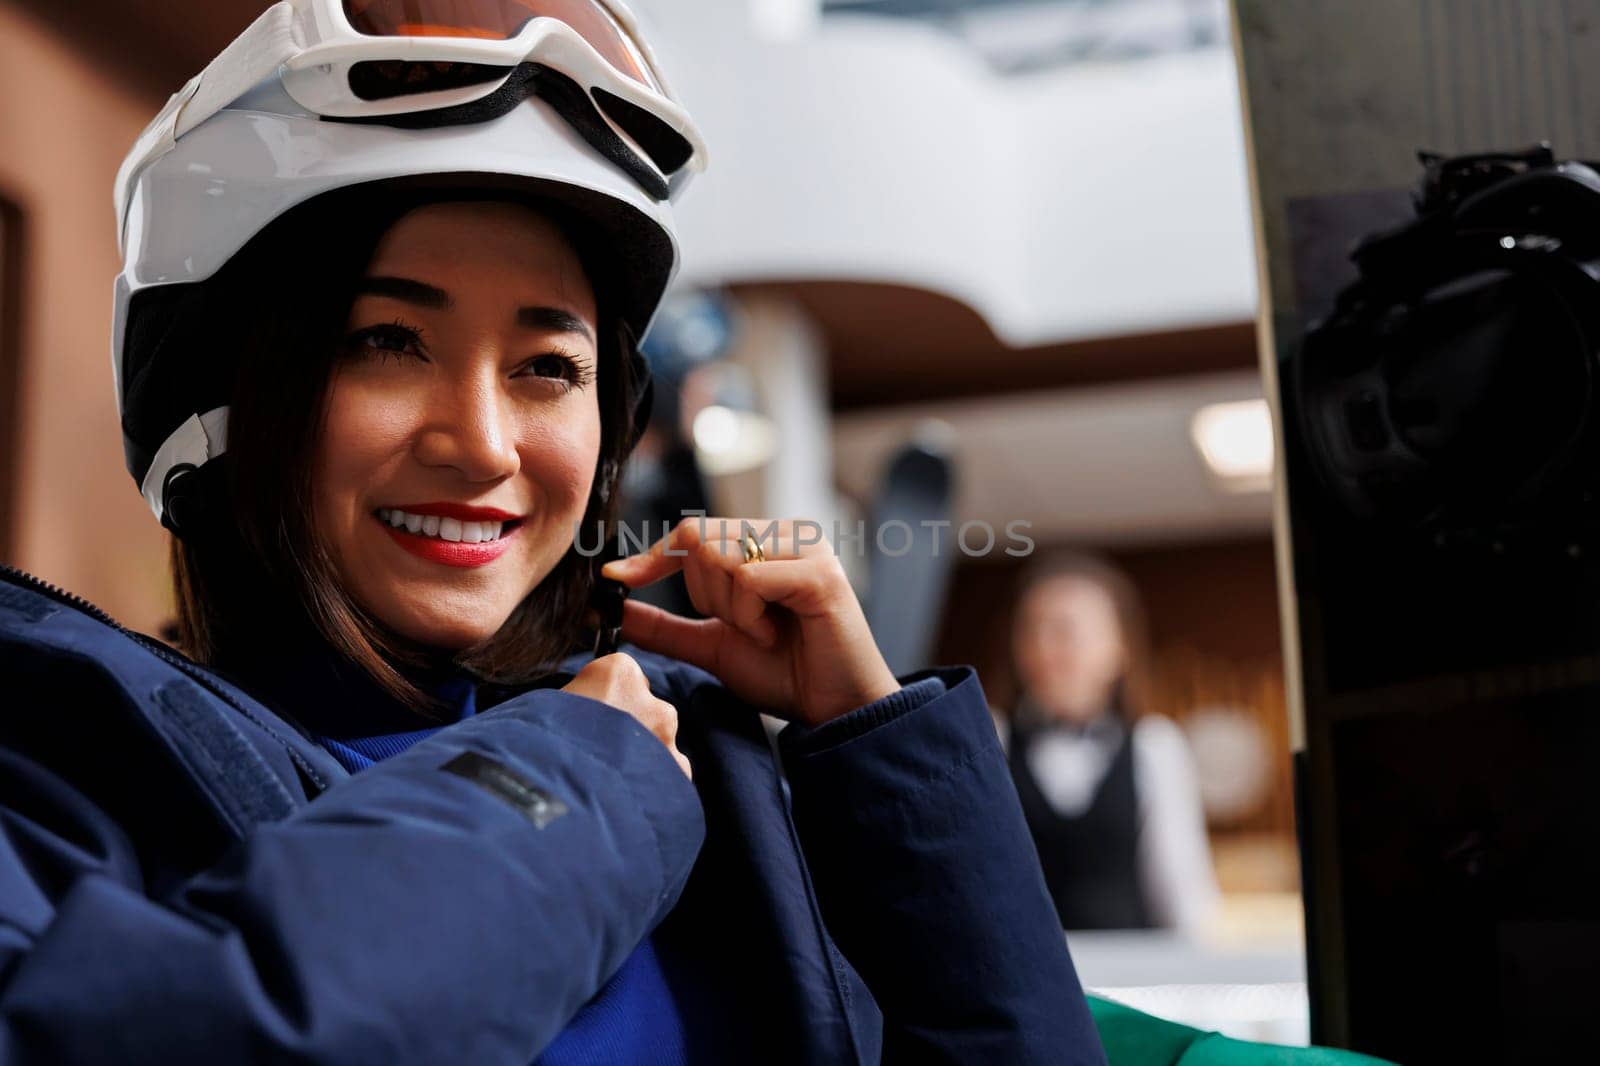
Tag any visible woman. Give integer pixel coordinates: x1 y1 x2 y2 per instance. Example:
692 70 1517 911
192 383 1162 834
1001 552 1222 933
0 2 1102 1063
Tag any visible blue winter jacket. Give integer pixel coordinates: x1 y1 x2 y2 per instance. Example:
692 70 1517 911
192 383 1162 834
0 565 1106 1064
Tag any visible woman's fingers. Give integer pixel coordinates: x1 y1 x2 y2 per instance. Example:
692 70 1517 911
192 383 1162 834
615 598 769 678
616 598 796 716
678 538 718 618
604 518 819 647
601 518 898 726
731 555 846 616
598 517 710 587
561 653 692 780
601 517 834 588
728 566 780 647
672 539 774 646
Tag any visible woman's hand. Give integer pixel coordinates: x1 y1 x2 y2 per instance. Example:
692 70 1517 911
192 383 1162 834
562 653 693 780
600 517 900 729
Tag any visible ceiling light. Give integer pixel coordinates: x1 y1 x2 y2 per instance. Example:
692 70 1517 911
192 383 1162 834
693 404 779 476
1191 398 1274 491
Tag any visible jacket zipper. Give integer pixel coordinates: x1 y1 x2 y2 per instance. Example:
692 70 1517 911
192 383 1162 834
1 561 127 629
1 562 331 793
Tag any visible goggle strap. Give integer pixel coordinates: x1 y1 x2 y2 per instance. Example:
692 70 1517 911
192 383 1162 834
327 63 669 201
532 65 669 200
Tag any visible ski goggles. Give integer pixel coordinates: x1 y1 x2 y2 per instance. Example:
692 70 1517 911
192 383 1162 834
117 0 705 239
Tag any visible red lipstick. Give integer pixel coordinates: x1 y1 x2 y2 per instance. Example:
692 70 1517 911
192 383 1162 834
374 503 525 569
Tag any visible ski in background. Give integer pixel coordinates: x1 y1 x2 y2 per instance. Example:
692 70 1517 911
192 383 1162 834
863 429 956 677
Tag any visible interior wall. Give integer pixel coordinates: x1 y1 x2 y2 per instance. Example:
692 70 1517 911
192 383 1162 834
0 4 169 631
0 195 22 562
937 536 1282 705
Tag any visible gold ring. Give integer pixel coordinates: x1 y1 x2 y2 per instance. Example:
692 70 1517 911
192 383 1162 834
740 532 767 564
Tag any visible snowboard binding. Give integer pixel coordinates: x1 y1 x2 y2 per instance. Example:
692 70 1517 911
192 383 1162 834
1291 142 1600 539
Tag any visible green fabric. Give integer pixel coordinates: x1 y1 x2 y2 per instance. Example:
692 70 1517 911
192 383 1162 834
1089 996 1206 1066
1086 996 1396 1066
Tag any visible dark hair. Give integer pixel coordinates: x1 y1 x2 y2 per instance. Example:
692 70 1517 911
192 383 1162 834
1010 549 1152 723
161 183 646 716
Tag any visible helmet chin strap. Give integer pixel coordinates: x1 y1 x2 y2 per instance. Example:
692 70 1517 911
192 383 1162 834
142 406 230 526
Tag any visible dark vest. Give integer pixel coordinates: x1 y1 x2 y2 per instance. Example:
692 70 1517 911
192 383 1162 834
1006 708 1153 930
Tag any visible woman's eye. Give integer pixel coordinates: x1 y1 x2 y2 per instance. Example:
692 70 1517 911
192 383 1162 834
345 323 426 362
519 352 593 390
524 354 569 379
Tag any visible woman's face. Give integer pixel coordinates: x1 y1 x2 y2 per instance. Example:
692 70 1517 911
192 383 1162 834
312 201 602 650
1012 575 1127 723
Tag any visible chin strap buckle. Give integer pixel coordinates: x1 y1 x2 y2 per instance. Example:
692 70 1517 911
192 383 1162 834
159 463 205 537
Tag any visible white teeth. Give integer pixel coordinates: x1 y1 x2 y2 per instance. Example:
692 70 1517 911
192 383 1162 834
378 509 511 542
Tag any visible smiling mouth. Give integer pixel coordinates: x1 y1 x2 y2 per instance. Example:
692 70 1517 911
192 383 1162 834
372 508 525 570
373 507 524 544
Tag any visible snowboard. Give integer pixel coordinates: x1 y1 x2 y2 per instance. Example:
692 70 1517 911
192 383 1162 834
1232 2 1600 1061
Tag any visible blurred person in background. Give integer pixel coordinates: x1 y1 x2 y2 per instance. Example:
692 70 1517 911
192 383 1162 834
998 551 1222 933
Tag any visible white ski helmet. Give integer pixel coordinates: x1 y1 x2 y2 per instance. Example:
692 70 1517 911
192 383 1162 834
113 0 706 531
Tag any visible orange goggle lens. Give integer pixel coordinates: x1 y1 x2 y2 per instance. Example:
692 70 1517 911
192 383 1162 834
342 0 658 89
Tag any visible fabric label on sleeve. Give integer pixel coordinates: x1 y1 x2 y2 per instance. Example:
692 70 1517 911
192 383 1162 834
440 751 569 829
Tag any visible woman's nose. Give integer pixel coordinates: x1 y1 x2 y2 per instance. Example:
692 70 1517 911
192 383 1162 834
413 374 521 483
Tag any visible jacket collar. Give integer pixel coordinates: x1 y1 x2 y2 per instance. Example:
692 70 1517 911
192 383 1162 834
211 614 481 741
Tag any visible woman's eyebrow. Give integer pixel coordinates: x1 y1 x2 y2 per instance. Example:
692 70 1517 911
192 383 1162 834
356 277 592 342
357 276 453 309
519 306 595 343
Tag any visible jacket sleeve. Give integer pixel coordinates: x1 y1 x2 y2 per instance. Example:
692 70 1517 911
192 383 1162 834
0 689 704 1066
777 665 1108 1066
